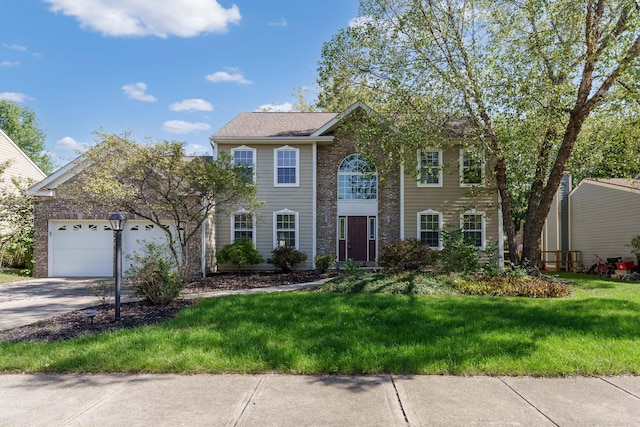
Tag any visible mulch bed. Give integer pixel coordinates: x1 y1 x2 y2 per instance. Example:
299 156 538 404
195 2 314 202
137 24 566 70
0 271 337 344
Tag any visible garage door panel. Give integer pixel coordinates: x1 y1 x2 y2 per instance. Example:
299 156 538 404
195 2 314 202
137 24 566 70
50 220 172 277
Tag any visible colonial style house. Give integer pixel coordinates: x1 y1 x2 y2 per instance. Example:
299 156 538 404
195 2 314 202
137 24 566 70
27 102 502 277
211 102 503 271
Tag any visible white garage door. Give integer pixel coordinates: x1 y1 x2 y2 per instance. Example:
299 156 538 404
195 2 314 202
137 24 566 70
49 220 172 277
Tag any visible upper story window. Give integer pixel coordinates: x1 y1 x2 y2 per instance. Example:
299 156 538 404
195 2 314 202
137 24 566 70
460 148 484 187
417 149 443 187
232 146 256 183
418 209 442 249
232 212 256 245
274 146 299 187
461 210 485 249
338 154 377 200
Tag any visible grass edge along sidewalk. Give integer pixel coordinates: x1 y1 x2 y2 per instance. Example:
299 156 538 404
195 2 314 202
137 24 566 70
1 272 639 376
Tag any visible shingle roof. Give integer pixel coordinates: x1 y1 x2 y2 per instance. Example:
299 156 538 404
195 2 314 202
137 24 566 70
594 178 640 190
212 112 338 138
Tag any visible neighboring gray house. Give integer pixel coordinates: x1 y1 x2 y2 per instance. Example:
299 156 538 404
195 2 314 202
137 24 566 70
542 176 640 270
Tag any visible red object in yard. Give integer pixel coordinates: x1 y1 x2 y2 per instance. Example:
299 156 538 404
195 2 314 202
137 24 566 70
616 261 637 270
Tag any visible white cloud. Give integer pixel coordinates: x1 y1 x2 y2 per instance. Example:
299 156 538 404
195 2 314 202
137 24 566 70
169 98 213 112
162 120 211 134
256 102 293 112
2 43 27 51
0 92 32 103
121 82 157 102
44 0 241 38
184 143 211 155
1 61 21 67
56 136 89 151
206 70 252 85
268 18 287 27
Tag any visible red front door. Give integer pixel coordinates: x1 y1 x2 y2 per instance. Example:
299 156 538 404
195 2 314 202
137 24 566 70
347 216 368 262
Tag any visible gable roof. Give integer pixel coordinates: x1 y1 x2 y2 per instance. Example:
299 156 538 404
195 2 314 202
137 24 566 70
571 177 640 196
0 128 46 183
212 112 338 139
26 154 90 197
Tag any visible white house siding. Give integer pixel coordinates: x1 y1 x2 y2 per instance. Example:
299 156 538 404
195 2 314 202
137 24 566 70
569 180 640 266
216 143 315 270
0 129 46 186
403 148 500 251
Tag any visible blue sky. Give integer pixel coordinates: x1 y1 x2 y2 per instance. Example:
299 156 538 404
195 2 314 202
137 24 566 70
1 0 359 168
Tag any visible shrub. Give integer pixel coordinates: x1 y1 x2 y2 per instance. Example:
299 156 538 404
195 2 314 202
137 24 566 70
629 235 640 262
216 240 263 271
439 229 480 274
315 254 335 274
126 242 186 305
342 258 361 278
268 246 308 273
452 276 571 298
379 238 438 272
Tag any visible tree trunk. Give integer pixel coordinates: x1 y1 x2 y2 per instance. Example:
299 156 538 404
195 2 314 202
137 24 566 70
495 157 517 262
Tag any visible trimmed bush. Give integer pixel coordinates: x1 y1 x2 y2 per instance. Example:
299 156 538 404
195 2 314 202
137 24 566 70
126 242 186 305
315 254 335 274
216 240 263 271
379 238 438 272
268 246 308 273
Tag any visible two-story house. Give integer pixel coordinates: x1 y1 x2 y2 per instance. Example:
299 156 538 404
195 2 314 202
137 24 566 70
27 102 502 277
211 102 503 271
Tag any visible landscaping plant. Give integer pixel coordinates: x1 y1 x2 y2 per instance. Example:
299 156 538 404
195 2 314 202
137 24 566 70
439 229 480 274
379 238 438 272
127 241 186 305
315 254 335 274
216 240 263 271
268 246 307 273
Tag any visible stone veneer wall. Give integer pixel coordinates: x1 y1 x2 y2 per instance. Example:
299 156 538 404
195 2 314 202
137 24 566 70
32 195 203 278
315 133 400 263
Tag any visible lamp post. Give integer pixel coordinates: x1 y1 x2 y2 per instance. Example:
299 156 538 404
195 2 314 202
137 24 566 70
108 213 126 321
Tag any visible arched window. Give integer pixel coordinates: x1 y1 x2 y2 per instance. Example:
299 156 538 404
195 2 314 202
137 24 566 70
338 154 377 200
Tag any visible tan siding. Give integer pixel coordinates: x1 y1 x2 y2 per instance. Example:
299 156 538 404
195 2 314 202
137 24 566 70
404 148 500 248
570 182 640 266
216 143 315 270
0 130 46 186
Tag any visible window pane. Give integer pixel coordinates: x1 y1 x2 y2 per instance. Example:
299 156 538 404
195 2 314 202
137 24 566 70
419 213 440 247
462 214 483 247
462 151 482 184
420 150 440 184
233 214 253 242
277 168 296 184
276 214 296 248
276 149 297 184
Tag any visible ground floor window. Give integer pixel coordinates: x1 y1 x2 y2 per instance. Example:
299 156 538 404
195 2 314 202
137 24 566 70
274 210 298 249
461 211 485 249
418 210 442 249
232 212 254 244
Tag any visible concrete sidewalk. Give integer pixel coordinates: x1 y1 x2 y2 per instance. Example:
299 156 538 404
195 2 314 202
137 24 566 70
1 374 640 426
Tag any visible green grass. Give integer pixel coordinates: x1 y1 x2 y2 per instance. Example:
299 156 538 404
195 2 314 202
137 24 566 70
0 268 31 284
1 272 640 375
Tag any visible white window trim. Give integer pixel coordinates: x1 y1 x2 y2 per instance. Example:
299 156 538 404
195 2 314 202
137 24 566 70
417 149 443 187
460 210 486 250
459 148 485 188
417 209 443 249
231 145 256 184
274 146 300 187
273 209 299 249
337 154 378 200
230 210 256 246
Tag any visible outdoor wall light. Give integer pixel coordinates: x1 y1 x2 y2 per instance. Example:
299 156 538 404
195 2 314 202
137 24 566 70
108 213 127 320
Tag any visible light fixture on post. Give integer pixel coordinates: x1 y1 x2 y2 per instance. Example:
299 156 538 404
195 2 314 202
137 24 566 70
108 213 126 321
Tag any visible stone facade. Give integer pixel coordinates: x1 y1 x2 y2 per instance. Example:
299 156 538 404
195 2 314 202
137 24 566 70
316 132 400 263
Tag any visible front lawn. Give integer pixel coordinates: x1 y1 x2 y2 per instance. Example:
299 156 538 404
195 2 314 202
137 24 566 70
1 272 639 375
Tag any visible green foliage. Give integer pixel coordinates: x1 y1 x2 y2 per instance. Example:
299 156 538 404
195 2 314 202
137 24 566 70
439 230 480 274
480 242 502 277
0 100 53 173
318 271 458 295
379 238 438 272
216 240 263 271
629 235 640 261
0 176 36 274
126 242 186 306
87 280 113 304
267 246 308 273
451 277 571 298
342 258 361 278
314 254 335 274
62 132 258 272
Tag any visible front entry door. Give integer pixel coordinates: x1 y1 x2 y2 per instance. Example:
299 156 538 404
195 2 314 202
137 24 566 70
347 216 368 262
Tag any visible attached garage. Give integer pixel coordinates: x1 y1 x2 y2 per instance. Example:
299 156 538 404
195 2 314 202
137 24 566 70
48 220 171 277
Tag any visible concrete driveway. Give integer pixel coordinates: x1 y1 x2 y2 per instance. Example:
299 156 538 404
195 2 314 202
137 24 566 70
0 278 113 331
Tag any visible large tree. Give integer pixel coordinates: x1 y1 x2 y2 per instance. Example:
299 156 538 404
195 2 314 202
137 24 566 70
0 100 53 174
317 0 640 266
61 132 257 273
